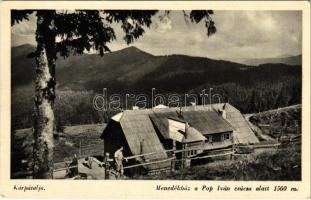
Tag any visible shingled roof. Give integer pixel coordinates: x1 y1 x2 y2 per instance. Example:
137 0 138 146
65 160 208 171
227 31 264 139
221 103 260 144
149 110 234 139
183 127 207 143
116 110 170 171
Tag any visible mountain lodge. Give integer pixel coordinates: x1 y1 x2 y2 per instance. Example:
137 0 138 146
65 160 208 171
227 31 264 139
101 103 259 175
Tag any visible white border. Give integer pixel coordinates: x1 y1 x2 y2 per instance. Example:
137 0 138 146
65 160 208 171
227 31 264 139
0 1 310 198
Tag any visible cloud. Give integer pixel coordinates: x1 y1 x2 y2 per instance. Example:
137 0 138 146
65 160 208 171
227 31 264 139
11 10 302 60
244 11 277 31
208 11 302 59
11 13 36 36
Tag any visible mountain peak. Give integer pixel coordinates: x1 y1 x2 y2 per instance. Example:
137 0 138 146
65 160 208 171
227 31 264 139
114 46 153 57
123 46 140 51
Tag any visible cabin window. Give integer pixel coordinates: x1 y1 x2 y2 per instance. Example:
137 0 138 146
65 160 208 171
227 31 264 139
224 133 230 140
187 150 197 156
211 134 222 142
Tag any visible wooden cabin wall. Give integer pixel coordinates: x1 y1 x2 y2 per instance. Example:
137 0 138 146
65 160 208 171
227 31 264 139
103 121 145 177
186 141 205 156
103 121 132 158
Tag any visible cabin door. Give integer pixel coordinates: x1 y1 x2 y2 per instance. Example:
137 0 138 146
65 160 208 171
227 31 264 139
175 142 183 159
176 141 188 169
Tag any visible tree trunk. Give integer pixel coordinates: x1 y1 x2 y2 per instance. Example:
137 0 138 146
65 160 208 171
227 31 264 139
32 11 56 179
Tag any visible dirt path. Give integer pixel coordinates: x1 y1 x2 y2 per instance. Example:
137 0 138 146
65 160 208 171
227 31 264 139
244 114 276 142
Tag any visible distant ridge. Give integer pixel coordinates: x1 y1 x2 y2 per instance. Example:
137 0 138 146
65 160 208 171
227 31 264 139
239 54 302 66
11 44 301 93
12 44 35 58
11 44 302 130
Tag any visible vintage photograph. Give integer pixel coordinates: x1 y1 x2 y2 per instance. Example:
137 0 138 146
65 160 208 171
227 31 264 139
10 9 302 181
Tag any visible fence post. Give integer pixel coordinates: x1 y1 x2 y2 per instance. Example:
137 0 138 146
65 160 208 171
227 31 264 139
171 153 176 172
104 152 112 180
79 140 82 158
181 144 187 169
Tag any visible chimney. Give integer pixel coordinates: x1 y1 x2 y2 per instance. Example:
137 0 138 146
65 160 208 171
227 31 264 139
222 109 227 119
221 103 227 119
185 122 190 139
190 102 196 111
132 106 139 110
176 107 183 118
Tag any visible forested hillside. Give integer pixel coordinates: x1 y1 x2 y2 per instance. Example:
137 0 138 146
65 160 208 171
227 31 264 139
11 44 302 129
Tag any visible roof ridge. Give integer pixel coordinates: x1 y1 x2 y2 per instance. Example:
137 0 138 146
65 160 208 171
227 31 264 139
116 103 231 113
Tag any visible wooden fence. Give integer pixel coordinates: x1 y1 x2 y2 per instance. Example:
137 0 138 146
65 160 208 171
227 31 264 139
122 142 286 171
53 141 293 179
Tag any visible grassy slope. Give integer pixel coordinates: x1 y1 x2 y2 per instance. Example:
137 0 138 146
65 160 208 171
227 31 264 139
135 144 301 180
249 104 301 139
11 124 106 177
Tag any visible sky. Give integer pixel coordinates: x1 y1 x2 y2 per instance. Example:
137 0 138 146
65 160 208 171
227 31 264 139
11 10 302 60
